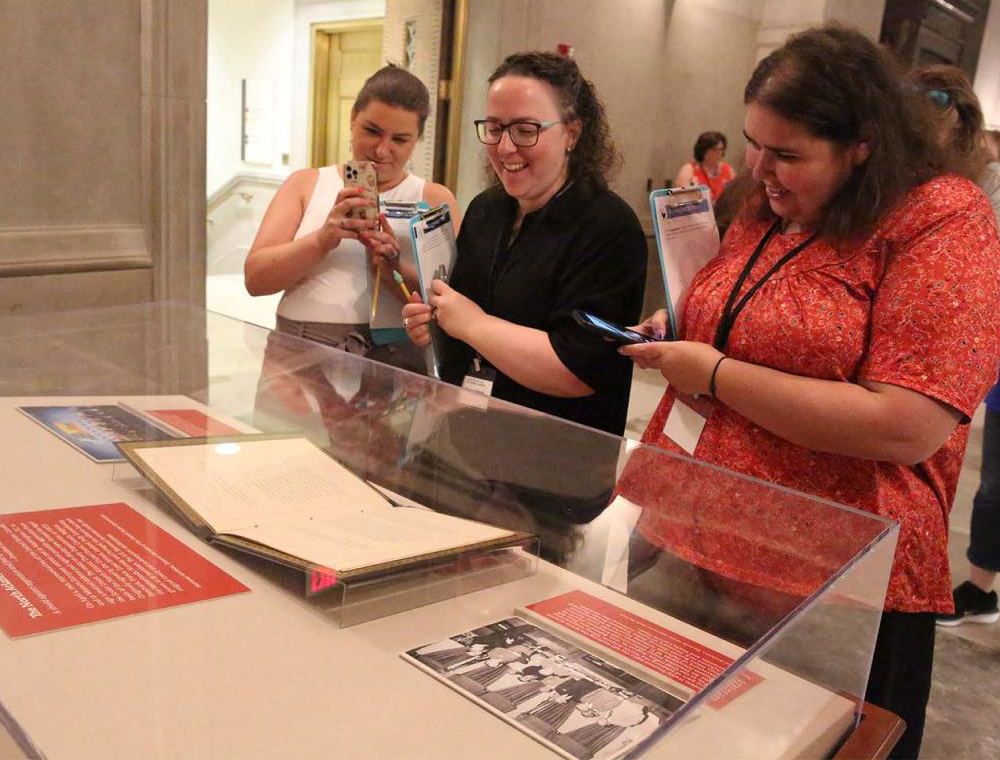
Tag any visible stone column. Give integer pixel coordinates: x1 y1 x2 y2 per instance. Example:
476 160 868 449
0 0 207 316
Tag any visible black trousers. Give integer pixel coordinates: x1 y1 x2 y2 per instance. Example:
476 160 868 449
865 610 937 759
969 408 1000 571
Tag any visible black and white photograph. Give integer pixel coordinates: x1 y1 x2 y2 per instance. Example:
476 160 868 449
404 617 684 760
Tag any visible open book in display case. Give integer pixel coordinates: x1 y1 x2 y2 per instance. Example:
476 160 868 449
0 303 899 760
114 432 539 627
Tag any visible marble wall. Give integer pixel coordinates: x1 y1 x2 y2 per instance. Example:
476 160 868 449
454 0 889 226
0 0 207 317
455 0 762 225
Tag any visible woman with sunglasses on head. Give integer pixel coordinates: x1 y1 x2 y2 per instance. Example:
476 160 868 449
245 64 458 372
402 52 645 435
618 26 1000 758
908 65 1000 632
672 130 734 202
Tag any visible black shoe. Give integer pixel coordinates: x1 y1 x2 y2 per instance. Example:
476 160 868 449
936 581 999 627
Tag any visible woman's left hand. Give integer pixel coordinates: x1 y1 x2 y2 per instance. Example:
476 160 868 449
620 340 724 396
359 228 401 269
428 279 485 342
402 292 433 347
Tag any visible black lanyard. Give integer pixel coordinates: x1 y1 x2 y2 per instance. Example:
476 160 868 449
713 219 817 351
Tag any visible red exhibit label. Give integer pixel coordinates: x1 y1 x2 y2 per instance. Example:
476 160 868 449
0 503 249 638
309 566 337 593
527 590 762 708
146 408 242 437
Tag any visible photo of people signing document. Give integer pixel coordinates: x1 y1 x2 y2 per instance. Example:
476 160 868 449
403 617 680 760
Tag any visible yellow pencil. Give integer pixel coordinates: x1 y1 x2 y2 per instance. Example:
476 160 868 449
370 272 380 321
393 269 412 300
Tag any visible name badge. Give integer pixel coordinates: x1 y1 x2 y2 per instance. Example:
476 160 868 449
462 375 494 396
461 357 496 398
662 390 713 455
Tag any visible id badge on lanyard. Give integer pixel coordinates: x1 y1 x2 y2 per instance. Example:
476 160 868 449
663 391 713 455
663 220 816 456
462 356 496 397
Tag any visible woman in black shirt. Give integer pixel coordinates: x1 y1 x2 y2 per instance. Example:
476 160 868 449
403 52 646 435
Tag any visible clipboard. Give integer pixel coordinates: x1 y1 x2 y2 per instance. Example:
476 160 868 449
649 185 720 339
368 200 428 345
409 204 458 379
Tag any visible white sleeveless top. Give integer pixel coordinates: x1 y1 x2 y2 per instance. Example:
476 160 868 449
277 166 426 323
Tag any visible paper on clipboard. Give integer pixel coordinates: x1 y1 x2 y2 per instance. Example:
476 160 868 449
409 205 458 378
368 200 428 343
650 186 720 339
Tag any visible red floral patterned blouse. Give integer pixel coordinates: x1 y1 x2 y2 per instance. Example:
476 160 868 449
627 175 1000 613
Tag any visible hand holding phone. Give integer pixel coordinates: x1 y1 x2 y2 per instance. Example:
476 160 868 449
571 310 664 345
343 160 379 222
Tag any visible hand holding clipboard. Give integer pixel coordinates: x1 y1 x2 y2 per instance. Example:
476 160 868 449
649 185 720 339
404 205 458 379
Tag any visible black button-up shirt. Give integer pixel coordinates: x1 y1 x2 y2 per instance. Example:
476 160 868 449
440 178 647 435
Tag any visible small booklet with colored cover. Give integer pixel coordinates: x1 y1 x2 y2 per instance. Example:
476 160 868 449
18 404 178 462
403 589 855 760
117 434 531 586
18 401 254 462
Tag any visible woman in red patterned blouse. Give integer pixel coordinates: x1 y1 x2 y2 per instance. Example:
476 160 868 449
620 26 1000 759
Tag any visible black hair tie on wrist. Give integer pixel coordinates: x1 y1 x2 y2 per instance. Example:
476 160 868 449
709 356 728 399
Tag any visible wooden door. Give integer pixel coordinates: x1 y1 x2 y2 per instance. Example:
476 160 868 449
311 24 383 168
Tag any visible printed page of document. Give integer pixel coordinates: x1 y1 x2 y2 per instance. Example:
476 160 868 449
128 437 514 571
130 437 391 532
652 190 720 336
411 212 458 378
232 507 514 572
369 213 418 330
412 217 457 299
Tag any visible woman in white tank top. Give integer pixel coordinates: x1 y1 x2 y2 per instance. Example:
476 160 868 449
245 64 459 374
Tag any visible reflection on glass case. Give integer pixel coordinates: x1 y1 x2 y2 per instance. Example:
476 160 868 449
0 303 898 760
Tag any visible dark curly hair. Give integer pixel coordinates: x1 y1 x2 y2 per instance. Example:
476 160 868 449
743 24 941 241
487 52 618 188
352 64 430 136
693 131 727 162
908 64 991 181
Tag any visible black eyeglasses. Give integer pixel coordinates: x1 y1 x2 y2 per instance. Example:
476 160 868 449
474 119 563 147
925 88 953 109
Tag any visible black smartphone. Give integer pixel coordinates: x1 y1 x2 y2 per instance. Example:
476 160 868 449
571 310 662 345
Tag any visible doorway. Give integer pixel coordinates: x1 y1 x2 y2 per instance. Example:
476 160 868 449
310 22 385 168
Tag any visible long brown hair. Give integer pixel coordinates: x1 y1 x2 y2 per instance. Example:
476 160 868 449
908 64 991 181
743 25 940 241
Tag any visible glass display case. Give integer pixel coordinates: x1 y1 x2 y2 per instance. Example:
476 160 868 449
0 303 898 760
